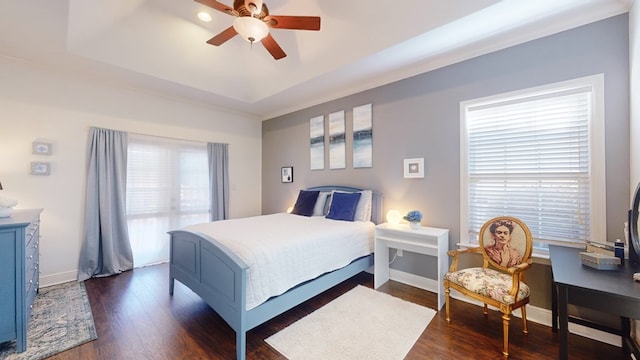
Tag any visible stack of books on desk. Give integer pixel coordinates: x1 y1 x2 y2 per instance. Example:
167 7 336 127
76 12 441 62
585 241 615 257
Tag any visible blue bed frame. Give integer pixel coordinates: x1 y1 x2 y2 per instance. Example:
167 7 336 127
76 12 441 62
168 186 383 360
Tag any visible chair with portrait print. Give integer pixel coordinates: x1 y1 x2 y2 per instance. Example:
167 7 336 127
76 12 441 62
443 216 533 358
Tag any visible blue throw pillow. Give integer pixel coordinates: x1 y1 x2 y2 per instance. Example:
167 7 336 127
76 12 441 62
326 192 362 221
291 190 320 217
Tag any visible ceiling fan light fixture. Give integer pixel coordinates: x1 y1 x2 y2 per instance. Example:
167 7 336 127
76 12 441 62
233 16 268 43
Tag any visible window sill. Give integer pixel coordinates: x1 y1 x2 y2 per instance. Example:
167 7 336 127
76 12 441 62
455 242 587 266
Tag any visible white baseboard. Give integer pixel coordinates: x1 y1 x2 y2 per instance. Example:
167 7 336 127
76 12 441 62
388 269 621 348
39 270 77 288
389 269 439 294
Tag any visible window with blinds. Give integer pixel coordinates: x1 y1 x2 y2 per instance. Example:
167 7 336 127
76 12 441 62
126 134 209 267
460 75 605 251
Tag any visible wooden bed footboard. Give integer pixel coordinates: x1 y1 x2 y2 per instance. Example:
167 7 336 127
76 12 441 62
169 229 249 358
169 229 373 360
169 229 249 318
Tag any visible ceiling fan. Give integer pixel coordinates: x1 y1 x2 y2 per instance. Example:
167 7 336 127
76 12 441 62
195 0 321 60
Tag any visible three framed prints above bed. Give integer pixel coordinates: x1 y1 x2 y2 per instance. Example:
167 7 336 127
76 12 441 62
310 103 373 171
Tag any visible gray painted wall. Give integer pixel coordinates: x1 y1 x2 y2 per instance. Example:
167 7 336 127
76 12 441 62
262 14 629 310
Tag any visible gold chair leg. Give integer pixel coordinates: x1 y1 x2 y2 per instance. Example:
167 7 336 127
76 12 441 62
521 305 528 334
483 303 489 315
502 312 510 358
444 286 451 323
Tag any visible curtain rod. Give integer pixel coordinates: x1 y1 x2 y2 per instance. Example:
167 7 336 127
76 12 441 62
93 126 227 145
128 130 208 144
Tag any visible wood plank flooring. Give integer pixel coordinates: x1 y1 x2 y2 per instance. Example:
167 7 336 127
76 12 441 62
46 263 627 359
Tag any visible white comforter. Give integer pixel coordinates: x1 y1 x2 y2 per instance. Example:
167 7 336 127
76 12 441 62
183 213 375 310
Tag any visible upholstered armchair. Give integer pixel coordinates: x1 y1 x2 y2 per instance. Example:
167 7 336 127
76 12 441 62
443 216 533 358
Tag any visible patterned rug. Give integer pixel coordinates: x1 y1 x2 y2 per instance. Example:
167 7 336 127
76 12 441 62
0 281 97 360
266 285 436 360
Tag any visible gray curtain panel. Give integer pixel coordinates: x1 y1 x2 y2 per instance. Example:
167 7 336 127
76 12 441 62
78 127 134 282
208 142 229 221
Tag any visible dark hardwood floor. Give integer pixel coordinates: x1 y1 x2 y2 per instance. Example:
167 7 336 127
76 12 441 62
46 263 626 359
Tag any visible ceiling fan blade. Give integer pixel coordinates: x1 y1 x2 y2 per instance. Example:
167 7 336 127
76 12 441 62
194 0 235 15
261 33 286 60
264 15 320 31
207 26 238 46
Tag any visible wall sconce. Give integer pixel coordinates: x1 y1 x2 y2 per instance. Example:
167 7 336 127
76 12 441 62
386 209 402 225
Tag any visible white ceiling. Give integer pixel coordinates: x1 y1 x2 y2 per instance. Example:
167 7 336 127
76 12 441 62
0 0 631 120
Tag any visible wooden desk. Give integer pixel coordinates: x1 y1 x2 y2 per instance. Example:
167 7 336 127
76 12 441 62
549 245 640 359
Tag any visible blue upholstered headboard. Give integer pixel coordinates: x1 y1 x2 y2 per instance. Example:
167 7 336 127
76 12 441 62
305 185 383 225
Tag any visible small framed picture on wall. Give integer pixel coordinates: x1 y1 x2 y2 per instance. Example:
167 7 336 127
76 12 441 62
32 141 52 155
31 162 51 176
404 158 424 178
281 166 293 183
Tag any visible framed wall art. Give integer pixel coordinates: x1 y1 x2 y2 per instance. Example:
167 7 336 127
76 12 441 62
32 141 52 155
31 162 51 176
352 103 372 168
309 115 325 170
404 158 424 178
328 111 346 169
281 166 293 183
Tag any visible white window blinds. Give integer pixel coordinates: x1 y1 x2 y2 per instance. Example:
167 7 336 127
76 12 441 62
126 134 209 266
462 75 605 248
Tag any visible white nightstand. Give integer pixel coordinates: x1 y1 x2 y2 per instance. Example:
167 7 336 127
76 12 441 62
374 223 449 310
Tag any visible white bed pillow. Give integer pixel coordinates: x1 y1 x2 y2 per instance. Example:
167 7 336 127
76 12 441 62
326 190 372 221
312 191 332 216
354 190 372 222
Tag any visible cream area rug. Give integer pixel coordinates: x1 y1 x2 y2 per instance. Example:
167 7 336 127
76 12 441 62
266 285 436 360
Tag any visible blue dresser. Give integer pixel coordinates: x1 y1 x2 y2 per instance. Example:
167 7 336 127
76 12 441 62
0 209 42 353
